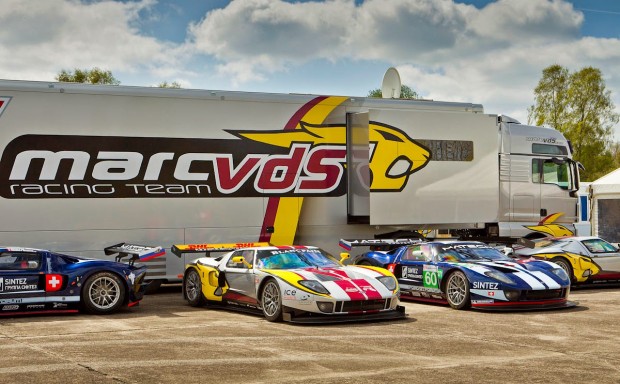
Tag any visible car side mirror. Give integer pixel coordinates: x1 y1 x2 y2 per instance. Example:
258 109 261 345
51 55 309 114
340 252 350 263
231 256 252 268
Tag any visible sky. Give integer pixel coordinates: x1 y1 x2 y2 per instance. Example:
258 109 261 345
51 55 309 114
1 0 619 138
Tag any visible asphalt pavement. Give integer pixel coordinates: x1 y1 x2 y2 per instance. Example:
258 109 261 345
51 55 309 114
1 285 619 384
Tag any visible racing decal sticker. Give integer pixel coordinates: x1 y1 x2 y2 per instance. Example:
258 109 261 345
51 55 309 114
402 266 423 281
422 265 442 290
350 280 383 300
333 279 366 301
524 213 574 237
0 276 38 292
45 274 63 292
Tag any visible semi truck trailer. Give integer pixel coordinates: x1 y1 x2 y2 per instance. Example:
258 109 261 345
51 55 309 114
0 79 581 285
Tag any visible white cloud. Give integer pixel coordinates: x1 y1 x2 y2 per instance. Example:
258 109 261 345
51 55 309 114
0 0 180 80
0 0 618 138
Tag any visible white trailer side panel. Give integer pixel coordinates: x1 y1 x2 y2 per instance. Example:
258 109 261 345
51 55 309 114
367 109 499 225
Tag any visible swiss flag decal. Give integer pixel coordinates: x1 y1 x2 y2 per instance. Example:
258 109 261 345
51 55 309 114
46 274 64 292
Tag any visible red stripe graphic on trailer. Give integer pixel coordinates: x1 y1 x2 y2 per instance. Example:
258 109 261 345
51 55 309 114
259 96 328 243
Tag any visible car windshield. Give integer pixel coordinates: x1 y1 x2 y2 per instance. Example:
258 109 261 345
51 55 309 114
581 238 619 253
256 249 341 269
437 244 510 262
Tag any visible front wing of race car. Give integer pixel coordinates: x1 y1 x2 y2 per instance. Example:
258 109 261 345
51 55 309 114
459 262 576 311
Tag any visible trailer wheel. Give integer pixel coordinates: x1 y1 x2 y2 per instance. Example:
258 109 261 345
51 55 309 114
82 272 126 314
261 279 283 322
184 269 206 307
445 271 471 310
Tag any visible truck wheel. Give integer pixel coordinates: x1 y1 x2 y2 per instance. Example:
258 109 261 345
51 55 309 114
261 279 283 322
445 271 471 310
83 272 126 315
551 257 575 284
184 269 206 307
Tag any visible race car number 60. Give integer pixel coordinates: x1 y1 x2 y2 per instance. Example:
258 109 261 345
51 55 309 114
423 270 440 289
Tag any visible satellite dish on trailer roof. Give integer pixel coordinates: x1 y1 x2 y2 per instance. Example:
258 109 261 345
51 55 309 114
381 67 401 99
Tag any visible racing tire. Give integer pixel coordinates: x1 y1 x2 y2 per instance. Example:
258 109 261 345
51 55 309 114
551 257 575 284
184 269 206 307
358 260 373 266
82 272 126 315
261 279 283 322
445 271 471 310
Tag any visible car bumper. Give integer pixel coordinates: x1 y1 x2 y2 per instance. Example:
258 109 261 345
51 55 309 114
471 299 578 311
282 305 407 323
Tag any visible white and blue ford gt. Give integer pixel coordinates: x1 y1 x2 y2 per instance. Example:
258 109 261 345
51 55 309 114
341 239 577 310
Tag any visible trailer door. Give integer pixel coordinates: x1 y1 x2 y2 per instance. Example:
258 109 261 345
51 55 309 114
346 112 370 221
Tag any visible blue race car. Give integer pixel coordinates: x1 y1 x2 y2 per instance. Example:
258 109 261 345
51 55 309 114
340 239 576 310
0 243 163 316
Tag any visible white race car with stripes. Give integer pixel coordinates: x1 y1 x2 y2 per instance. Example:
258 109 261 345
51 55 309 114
172 243 406 323
342 240 576 310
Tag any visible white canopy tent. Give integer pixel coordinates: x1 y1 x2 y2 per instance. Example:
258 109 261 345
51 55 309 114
589 168 620 242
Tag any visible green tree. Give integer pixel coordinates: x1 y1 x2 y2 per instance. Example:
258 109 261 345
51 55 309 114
368 85 418 99
157 81 181 88
56 68 120 85
528 65 619 181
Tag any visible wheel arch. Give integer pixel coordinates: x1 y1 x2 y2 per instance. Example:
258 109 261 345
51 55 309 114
80 268 131 306
439 267 468 293
182 265 201 300
257 275 278 302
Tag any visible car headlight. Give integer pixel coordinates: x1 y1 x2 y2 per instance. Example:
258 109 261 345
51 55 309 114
298 280 329 294
377 276 397 291
484 270 514 285
552 267 569 281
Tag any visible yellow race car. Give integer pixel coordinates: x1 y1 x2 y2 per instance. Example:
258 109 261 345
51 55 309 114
513 236 620 285
171 243 406 323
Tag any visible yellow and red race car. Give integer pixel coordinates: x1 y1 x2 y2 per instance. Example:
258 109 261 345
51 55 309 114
171 243 405 323
513 236 620 285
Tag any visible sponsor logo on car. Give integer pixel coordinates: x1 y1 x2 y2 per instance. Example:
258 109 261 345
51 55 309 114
472 281 499 290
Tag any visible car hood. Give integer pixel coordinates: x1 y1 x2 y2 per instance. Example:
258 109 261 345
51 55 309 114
264 266 395 300
451 259 569 288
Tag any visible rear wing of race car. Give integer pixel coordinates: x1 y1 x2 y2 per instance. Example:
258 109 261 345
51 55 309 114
104 243 166 266
339 238 422 251
171 242 270 257
516 237 554 249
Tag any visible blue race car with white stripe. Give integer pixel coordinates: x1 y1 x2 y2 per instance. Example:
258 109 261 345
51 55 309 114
340 239 576 310
0 243 163 316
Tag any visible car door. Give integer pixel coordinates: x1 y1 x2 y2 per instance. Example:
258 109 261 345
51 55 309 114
579 239 620 276
396 244 436 297
0 250 45 314
222 250 258 305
